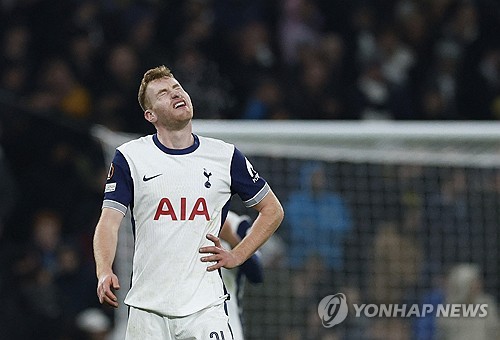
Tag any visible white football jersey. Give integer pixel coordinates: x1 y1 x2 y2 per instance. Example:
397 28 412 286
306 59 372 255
102 134 269 316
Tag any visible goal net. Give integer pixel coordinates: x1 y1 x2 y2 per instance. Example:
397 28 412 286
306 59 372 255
92 120 500 339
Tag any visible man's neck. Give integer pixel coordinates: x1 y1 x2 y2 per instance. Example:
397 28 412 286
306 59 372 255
156 124 194 149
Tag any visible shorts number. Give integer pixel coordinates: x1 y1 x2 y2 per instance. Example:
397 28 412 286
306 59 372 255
209 331 225 339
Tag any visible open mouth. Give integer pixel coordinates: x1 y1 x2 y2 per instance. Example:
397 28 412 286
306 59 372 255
174 101 187 109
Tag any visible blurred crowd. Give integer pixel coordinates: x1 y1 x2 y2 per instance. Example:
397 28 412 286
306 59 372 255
1 0 500 339
1 0 500 128
230 158 500 339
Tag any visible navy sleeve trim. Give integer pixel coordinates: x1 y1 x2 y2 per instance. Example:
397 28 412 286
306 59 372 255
243 182 270 207
102 200 127 215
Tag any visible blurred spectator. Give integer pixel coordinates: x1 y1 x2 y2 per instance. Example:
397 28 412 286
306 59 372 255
242 76 288 120
369 220 423 305
22 141 87 223
56 243 102 338
11 209 66 339
423 169 471 278
212 0 274 49
28 57 93 122
350 2 378 70
440 1 480 49
395 1 430 55
175 0 216 52
6 209 99 339
65 1 106 88
0 22 33 69
369 317 412 340
280 161 352 339
224 20 278 118
413 275 446 340
284 40 348 119
420 41 461 119
76 308 112 340
355 61 396 120
65 28 101 91
278 0 324 67
0 63 30 101
0 23 34 102
437 263 500 340
30 209 64 275
124 7 167 69
173 43 234 119
340 284 372 339
457 41 500 120
284 161 352 271
94 43 145 132
377 27 416 88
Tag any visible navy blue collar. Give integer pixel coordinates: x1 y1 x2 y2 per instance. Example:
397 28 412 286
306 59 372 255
153 133 200 155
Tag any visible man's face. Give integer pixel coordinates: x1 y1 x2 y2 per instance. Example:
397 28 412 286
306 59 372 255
145 76 193 129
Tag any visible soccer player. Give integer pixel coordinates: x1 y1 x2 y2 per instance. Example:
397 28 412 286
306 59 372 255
93 65 284 340
220 211 264 340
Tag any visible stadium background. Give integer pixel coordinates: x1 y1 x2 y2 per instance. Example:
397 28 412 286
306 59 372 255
1 1 500 339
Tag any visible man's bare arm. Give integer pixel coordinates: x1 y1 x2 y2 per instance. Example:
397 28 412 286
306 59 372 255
93 207 124 307
200 190 284 271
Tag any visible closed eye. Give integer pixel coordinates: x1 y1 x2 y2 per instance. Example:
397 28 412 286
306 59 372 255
156 84 182 99
157 89 167 99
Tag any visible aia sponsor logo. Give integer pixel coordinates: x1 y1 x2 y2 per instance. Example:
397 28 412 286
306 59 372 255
154 197 210 221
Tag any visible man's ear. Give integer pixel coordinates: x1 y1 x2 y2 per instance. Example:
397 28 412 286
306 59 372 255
145 110 156 123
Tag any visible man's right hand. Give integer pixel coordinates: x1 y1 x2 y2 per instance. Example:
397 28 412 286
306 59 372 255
97 272 121 308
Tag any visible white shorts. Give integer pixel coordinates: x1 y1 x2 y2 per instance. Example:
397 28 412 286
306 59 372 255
125 303 234 340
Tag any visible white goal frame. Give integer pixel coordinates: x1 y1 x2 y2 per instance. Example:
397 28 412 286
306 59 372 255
193 120 500 167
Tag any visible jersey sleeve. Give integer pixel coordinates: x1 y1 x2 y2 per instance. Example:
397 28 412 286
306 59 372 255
230 147 270 207
102 150 133 215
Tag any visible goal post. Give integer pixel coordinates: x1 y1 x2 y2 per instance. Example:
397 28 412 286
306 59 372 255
190 120 500 167
92 120 500 339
